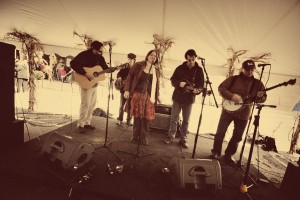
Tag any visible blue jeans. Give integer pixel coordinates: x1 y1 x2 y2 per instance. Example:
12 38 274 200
168 101 192 140
212 111 248 156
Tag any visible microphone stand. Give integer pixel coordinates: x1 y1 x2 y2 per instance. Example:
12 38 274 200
236 65 266 183
96 43 122 162
118 62 154 159
240 104 276 199
192 59 218 158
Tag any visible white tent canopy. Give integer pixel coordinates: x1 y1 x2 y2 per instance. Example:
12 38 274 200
1 0 300 75
1 0 300 111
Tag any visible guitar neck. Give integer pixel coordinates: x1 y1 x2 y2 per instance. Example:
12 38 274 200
96 67 115 76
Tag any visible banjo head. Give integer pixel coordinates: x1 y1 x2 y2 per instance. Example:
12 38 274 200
222 99 243 113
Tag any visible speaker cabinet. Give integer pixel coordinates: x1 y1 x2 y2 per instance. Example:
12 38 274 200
0 42 15 123
281 162 300 198
41 132 95 170
149 104 172 131
169 158 222 191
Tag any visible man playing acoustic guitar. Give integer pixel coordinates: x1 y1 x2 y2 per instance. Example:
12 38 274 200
70 41 112 133
164 49 204 148
210 60 266 165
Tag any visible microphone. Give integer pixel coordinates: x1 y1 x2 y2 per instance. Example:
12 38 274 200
257 63 271 67
197 56 205 61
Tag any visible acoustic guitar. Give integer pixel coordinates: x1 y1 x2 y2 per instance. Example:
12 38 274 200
74 65 121 89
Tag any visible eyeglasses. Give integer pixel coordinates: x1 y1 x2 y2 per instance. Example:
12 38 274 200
187 59 195 62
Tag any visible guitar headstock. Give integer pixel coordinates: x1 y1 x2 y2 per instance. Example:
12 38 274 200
116 63 127 70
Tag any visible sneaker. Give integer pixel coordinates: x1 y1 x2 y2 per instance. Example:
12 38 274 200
210 151 220 160
78 126 86 133
224 154 236 165
142 139 149 146
164 136 174 144
116 120 122 126
126 121 133 126
84 125 96 130
179 139 188 148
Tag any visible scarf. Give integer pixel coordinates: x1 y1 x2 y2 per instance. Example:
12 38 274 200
150 66 157 103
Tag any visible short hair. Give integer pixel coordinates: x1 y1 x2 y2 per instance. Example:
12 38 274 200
184 49 197 59
127 53 136 59
90 41 103 51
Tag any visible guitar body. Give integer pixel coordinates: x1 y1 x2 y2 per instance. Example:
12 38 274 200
74 65 106 89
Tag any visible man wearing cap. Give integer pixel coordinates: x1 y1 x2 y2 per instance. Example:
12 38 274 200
116 53 136 126
70 40 109 133
210 60 267 165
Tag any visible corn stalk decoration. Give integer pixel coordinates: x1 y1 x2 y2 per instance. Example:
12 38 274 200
73 31 93 49
225 47 248 77
73 31 116 51
151 34 174 81
225 48 271 78
5 28 43 112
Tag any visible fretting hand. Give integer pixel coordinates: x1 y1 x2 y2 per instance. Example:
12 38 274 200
179 81 186 88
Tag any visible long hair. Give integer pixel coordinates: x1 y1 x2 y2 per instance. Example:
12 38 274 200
144 50 158 65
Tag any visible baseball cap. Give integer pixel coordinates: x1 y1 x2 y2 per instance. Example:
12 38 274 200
242 60 255 70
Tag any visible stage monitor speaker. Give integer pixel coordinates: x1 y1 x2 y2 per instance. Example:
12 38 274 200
149 104 172 131
40 132 95 171
0 42 15 123
169 158 222 191
280 162 300 198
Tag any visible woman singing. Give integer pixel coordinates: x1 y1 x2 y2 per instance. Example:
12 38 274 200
124 50 160 146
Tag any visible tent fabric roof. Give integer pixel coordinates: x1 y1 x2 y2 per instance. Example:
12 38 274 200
1 0 300 77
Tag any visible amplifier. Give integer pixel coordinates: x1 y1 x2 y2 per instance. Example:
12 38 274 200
155 104 172 115
169 158 222 191
149 104 172 131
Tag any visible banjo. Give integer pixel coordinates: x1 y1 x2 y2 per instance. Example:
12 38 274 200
222 79 296 113
222 97 252 113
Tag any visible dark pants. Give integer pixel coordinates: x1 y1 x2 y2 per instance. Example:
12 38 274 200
118 91 132 123
133 117 149 142
212 111 248 156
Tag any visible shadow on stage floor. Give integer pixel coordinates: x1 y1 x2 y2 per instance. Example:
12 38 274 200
0 116 288 200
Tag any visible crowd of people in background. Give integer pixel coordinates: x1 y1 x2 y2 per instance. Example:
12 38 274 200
14 51 74 92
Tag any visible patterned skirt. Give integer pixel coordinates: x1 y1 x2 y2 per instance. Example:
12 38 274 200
124 92 155 120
